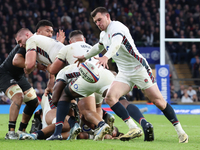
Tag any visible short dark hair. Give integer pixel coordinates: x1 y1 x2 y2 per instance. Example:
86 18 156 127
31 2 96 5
91 7 108 18
68 30 83 39
35 20 53 32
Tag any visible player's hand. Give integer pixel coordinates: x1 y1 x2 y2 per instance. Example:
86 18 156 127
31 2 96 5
56 29 66 43
37 63 47 72
24 68 28 74
94 56 109 69
44 87 53 96
74 55 86 66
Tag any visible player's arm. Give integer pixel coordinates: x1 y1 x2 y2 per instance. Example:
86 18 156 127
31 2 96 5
104 34 123 59
47 58 65 75
13 47 26 68
13 53 25 68
47 47 67 75
95 35 123 69
44 74 55 96
74 43 104 66
25 50 37 74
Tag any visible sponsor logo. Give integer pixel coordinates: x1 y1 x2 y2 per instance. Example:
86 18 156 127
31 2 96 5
158 67 168 77
151 50 160 61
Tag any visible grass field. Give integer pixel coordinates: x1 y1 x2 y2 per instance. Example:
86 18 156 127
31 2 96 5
0 114 199 150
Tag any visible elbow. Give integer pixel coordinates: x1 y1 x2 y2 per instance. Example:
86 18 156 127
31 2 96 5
48 67 58 75
48 69 57 75
12 59 18 67
25 62 35 71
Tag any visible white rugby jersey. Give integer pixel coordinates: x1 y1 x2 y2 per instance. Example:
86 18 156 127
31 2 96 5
100 21 150 74
57 41 98 65
26 34 64 66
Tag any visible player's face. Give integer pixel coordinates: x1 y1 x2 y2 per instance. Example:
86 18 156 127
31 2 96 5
37 26 53 37
15 35 28 48
93 12 110 31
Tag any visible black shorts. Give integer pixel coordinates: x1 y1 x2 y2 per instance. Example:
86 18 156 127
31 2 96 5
0 69 31 93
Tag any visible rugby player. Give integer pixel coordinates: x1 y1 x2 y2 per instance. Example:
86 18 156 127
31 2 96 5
74 7 188 143
1 20 64 139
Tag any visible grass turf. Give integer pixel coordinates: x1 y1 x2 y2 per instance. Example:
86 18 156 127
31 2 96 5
0 114 199 150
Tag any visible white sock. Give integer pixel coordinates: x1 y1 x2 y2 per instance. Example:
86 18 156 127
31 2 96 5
125 118 138 129
174 122 185 136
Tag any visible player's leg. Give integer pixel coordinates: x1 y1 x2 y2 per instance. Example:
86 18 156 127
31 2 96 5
119 97 154 141
104 81 143 141
144 84 188 143
95 93 115 135
5 84 24 139
46 84 79 140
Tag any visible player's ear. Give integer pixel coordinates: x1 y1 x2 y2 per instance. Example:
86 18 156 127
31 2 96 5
69 39 72 44
84 37 86 42
106 13 110 19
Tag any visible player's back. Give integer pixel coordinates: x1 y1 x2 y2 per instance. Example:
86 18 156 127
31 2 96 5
26 34 65 65
57 41 98 65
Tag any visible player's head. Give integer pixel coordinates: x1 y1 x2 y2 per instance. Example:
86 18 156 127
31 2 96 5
35 20 54 37
91 7 111 31
15 28 33 48
68 30 85 44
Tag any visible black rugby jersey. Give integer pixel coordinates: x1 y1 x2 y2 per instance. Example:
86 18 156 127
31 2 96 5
0 44 26 78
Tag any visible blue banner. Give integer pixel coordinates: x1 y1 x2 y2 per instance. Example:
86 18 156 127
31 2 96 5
137 47 160 64
156 65 170 114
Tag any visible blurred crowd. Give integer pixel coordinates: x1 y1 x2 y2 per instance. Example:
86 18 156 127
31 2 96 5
0 0 200 103
170 84 200 103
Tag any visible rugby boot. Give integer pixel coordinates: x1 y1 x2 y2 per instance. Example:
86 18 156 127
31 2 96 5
120 128 143 141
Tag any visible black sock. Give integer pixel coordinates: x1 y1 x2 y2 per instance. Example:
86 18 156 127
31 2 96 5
111 102 130 121
102 109 107 120
126 104 148 130
54 101 71 135
35 130 45 139
162 103 179 126
68 116 76 128
18 122 28 131
9 121 16 131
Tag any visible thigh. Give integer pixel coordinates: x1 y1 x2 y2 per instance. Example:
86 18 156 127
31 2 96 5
106 81 130 99
144 84 165 103
0 71 17 92
17 75 31 92
78 96 96 113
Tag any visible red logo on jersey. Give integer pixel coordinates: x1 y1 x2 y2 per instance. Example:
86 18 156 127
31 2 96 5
91 67 94 70
108 34 110 39
144 79 148 83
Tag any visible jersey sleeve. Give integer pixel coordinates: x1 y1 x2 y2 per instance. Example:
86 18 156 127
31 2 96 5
26 38 37 52
56 46 67 62
16 47 26 58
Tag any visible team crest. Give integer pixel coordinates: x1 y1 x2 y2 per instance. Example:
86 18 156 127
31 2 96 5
144 79 148 83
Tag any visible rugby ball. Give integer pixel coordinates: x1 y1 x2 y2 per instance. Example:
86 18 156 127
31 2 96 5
79 62 100 83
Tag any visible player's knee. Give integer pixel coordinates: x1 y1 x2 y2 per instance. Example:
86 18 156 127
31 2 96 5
104 96 116 105
23 88 37 103
24 97 39 116
153 98 166 110
6 85 23 101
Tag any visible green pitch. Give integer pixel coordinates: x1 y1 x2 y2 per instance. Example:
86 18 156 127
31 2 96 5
0 114 199 150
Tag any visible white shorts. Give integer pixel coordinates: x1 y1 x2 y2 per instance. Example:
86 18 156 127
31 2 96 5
56 64 80 84
71 68 115 97
115 66 156 90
